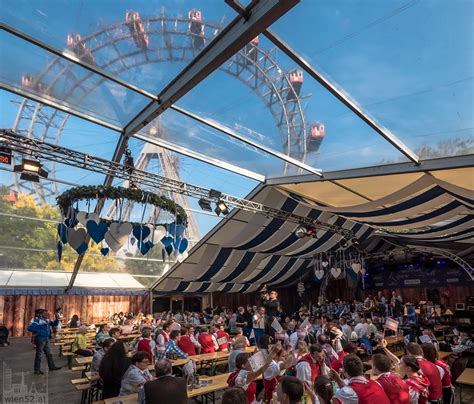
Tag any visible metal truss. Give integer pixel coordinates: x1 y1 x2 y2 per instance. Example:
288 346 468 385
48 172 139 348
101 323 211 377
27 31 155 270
1 129 354 241
7 4 318 204
368 245 474 281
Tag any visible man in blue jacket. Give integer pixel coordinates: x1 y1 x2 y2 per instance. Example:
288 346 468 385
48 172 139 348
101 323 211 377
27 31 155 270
28 309 62 374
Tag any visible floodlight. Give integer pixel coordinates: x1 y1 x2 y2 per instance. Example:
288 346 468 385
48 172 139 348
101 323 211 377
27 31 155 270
214 200 229 216
209 189 222 199
198 198 212 212
13 158 48 182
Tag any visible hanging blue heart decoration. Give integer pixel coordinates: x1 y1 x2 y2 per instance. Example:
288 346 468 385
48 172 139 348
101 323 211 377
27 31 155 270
164 244 174 256
132 225 151 246
57 223 68 244
76 242 88 254
64 216 78 228
57 241 62 262
161 236 174 247
177 238 189 254
100 247 110 256
86 220 108 243
140 240 154 255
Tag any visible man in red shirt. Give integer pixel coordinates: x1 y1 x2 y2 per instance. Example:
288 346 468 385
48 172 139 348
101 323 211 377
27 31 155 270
214 324 230 352
407 343 443 402
330 342 357 372
332 354 390 404
372 353 410 404
178 326 199 356
197 328 219 354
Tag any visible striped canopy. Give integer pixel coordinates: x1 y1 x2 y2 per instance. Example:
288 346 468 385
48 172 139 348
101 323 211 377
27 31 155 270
155 168 473 293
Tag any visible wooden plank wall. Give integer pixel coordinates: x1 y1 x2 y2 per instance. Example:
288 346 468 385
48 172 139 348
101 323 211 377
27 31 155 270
0 293 151 336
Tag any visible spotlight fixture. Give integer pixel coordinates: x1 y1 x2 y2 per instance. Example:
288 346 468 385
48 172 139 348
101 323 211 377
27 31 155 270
209 189 222 199
198 198 212 212
214 199 230 216
13 158 48 183
294 224 316 238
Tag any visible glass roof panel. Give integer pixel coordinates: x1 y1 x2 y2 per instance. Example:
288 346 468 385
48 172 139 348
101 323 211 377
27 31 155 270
0 30 149 127
177 35 408 173
271 0 474 159
1 0 238 94
136 107 303 177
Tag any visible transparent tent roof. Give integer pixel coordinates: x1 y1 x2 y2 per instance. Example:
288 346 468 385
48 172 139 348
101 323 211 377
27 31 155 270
0 0 472 289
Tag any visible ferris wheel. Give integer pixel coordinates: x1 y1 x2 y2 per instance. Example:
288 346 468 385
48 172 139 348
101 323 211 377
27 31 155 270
10 8 325 243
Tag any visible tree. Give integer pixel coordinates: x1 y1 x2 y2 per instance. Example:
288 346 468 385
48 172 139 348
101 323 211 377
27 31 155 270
0 186 121 272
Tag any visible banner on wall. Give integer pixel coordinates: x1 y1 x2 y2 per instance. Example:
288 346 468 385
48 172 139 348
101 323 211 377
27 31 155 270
365 265 472 289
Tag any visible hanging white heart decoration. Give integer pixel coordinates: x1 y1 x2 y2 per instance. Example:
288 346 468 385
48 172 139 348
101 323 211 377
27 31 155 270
331 267 342 279
77 211 99 227
322 261 329 268
67 227 87 250
315 269 324 280
351 263 362 274
105 222 132 252
153 225 167 242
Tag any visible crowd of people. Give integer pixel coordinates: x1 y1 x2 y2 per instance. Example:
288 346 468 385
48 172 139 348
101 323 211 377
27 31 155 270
26 290 473 403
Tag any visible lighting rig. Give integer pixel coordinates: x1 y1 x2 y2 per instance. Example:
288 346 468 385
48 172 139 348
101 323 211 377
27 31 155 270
0 129 355 240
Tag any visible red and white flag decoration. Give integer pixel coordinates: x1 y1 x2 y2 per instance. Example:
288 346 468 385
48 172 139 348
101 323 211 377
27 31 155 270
384 317 399 332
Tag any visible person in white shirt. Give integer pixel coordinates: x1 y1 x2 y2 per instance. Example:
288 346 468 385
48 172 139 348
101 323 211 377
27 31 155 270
354 319 368 339
252 306 266 344
119 352 153 396
340 318 352 342
263 345 295 402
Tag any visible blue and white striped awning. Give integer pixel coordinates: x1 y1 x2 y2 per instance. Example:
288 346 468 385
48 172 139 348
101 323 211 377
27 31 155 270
155 170 473 293
154 186 374 293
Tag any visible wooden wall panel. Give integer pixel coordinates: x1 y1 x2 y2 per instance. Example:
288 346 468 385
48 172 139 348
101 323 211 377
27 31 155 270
1 293 151 336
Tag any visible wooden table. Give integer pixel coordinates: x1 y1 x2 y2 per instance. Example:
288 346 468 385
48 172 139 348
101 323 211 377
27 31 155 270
99 372 234 404
438 351 453 360
457 368 474 404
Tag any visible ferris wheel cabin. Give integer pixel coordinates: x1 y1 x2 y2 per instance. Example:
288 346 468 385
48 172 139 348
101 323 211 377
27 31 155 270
66 33 96 66
125 11 149 50
307 122 325 152
189 9 205 51
287 69 303 100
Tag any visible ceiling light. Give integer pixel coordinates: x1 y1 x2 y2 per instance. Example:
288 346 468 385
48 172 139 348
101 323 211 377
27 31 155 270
209 189 222 199
214 200 229 216
295 224 316 238
198 198 212 212
13 159 48 182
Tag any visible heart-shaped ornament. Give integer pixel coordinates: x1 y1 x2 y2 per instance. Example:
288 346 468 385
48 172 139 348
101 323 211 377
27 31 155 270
67 227 87 250
57 241 62 262
106 222 132 252
77 211 99 226
351 263 362 274
164 244 174 256
86 220 108 244
315 269 324 280
140 240 154 255
57 223 68 244
100 247 110 256
331 267 342 279
361 268 366 275
322 261 329 268
153 225 166 242
76 241 88 254
161 236 174 247
133 225 151 246
144 224 154 240
64 216 78 228
177 237 189 254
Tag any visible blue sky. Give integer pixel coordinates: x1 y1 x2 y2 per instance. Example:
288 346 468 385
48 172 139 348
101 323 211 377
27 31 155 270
1 0 473 238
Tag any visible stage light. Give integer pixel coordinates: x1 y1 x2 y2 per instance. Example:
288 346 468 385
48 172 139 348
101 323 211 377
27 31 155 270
209 189 222 199
214 200 229 216
13 158 48 182
198 198 212 212
294 224 317 239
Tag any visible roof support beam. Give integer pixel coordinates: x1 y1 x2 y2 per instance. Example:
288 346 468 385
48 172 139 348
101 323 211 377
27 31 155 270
133 133 265 182
123 0 299 137
266 154 474 186
0 83 122 132
226 1 420 165
170 105 322 176
0 23 158 100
